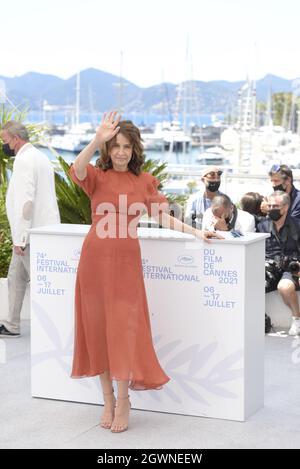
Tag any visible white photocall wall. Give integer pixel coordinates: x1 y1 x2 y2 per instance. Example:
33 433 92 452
30 224 268 421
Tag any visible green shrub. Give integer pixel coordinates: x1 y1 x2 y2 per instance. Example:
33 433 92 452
0 183 12 277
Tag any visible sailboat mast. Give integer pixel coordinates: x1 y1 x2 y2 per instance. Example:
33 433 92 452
75 71 80 127
119 50 124 112
182 37 189 154
0 79 17 110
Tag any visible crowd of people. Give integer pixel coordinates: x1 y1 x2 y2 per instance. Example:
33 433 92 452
184 163 300 336
1 116 300 434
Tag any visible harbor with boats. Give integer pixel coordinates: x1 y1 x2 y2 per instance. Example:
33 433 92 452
2 65 300 203
33 74 300 204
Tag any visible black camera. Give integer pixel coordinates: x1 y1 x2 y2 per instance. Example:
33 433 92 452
265 255 300 292
265 258 282 292
280 256 300 275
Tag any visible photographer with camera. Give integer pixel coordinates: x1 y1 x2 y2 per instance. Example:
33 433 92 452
257 191 300 336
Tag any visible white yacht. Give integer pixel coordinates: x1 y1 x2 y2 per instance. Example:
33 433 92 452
196 146 227 165
41 123 96 153
140 121 191 152
140 129 165 151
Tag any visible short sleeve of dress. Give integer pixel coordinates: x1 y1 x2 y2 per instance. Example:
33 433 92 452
145 173 169 217
69 163 98 198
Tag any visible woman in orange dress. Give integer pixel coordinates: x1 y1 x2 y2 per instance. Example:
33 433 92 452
70 112 220 433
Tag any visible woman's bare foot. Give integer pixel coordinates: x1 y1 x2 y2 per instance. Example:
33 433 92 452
100 391 116 429
111 396 131 433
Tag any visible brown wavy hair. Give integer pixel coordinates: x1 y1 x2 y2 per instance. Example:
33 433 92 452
95 120 144 175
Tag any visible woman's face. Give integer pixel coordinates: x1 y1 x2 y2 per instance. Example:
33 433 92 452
109 133 133 172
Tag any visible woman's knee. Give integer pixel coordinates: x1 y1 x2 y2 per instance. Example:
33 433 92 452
277 279 296 294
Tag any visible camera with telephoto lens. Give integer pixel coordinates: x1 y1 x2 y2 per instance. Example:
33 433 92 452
265 255 300 292
280 256 300 275
265 258 283 292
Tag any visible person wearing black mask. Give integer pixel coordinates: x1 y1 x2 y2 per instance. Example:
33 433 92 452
0 120 60 339
185 166 223 228
257 191 300 336
2 142 16 157
260 164 300 219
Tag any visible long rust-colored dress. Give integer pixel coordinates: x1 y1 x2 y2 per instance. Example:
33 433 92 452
69 164 170 390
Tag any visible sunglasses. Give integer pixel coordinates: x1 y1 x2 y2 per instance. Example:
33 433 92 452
204 171 223 177
270 164 281 173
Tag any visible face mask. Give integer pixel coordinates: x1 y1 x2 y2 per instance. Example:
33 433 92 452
206 181 221 192
273 184 285 192
269 209 282 221
2 143 15 157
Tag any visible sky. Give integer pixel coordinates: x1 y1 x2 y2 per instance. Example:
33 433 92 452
1 0 300 87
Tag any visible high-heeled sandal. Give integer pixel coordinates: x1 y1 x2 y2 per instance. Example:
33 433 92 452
100 389 116 429
111 395 131 433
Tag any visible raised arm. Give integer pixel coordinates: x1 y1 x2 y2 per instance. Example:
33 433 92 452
73 111 121 180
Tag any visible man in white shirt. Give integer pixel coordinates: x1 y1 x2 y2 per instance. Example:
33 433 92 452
0 121 60 337
202 194 255 233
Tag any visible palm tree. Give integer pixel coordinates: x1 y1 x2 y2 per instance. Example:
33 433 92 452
55 156 92 224
0 182 12 277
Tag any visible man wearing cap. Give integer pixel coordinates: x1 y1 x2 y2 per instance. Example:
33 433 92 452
185 166 224 228
261 164 300 219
